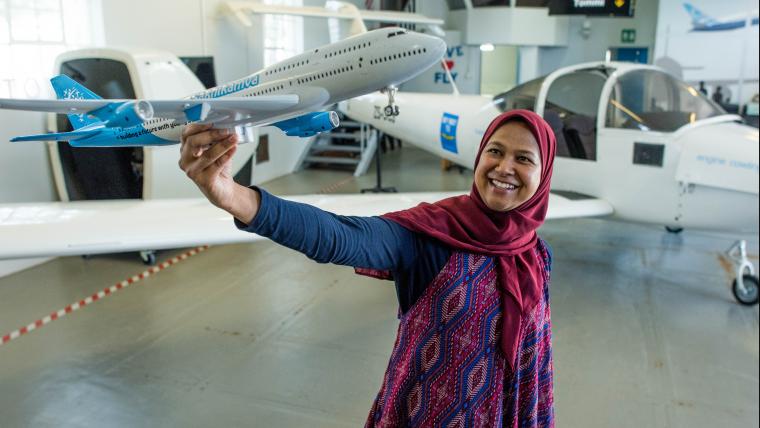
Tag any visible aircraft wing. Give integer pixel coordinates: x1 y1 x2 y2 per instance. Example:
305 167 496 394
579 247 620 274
225 1 444 27
0 98 116 114
0 95 300 124
1 191 612 260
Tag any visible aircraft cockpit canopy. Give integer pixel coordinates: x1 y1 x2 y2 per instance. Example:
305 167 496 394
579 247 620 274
491 76 545 113
606 69 725 132
387 30 408 38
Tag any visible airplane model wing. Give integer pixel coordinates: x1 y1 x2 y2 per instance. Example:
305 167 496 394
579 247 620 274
0 95 300 122
225 1 445 27
0 192 613 260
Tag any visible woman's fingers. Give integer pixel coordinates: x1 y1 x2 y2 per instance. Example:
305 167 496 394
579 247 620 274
183 134 238 180
194 134 238 171
204 143 238 179
179 125 234 173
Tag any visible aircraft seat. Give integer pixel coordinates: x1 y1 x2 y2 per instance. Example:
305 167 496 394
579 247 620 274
563 114 596 161
543 109 570 158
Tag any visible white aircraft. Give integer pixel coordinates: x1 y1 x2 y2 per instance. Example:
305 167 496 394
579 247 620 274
0 26 445 146
683 2 759 32
341 61 760 305
1 2 756 307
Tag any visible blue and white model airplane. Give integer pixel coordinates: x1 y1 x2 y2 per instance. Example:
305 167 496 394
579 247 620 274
683 2 759 32
0 26 445 146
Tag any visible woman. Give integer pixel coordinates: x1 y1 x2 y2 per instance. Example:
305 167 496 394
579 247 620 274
180 109 556 427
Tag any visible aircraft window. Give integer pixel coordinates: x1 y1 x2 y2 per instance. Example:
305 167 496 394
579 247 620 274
606 69 725 132
544 69 608 161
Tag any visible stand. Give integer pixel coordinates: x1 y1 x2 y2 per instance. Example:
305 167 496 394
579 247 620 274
360 133 397 193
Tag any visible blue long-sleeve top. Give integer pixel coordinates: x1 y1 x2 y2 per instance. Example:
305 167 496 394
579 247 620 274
235 188 451 313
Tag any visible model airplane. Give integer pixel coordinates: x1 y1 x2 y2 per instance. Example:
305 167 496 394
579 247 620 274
683 3 759 32
0 26 445 146
341 61 760 305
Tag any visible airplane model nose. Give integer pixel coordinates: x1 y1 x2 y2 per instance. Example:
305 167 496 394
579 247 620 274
431 36 446 59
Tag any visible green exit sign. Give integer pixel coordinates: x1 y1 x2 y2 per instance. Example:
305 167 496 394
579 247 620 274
621 29 636 43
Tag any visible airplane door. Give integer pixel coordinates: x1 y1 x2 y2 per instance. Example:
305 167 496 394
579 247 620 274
539 68 607 198
596 68 685 226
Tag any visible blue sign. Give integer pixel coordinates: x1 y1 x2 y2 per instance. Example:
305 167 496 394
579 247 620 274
440 112 459 153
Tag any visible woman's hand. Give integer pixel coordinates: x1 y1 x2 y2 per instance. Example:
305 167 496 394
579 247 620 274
179 124 260 224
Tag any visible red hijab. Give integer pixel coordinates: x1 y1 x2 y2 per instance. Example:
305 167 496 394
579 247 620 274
383 109 556 370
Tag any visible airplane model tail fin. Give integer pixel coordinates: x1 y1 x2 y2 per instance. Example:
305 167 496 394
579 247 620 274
50 75 104 130
683 2 715 26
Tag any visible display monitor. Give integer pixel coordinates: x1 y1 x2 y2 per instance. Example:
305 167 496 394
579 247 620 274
548 0 634 17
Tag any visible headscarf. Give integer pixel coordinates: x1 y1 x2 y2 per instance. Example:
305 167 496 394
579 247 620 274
382 109 556 370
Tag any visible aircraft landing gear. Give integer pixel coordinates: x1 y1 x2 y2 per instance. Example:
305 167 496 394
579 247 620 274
665 226 683 234
726 240 759 305
140 250 157 266
381 86 399 117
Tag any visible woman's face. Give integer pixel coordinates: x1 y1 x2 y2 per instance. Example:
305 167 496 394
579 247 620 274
474 121 542 212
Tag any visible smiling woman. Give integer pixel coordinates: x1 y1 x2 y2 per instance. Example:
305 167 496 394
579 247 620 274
475 120 543 212
178 109 559 426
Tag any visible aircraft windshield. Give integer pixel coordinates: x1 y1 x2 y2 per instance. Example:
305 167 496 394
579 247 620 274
491 76 545 112
606 69 726 132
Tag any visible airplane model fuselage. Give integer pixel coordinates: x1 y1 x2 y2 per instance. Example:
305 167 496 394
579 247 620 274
0 27 445 147
342 61 760 233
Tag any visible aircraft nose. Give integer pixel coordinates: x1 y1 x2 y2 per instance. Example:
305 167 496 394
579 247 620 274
426 35 446 62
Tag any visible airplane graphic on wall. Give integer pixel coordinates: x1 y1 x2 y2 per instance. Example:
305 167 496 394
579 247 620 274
683 2 759 32
0 27 445 147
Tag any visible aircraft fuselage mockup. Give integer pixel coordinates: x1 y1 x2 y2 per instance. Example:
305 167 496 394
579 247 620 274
0 27 445 146
342 61 760 235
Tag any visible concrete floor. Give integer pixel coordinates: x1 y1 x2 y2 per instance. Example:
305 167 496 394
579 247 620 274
0 146 758 427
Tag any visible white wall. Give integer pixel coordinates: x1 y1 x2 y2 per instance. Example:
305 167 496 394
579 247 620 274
0 111 57 203
539 0 660 74
653 0 759 106
401 30 481 94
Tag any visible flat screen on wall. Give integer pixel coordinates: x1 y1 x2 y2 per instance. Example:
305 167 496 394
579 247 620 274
548 0 635 17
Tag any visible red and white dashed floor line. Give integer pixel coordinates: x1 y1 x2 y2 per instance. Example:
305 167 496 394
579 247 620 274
0 245 208 347
317 176 354 194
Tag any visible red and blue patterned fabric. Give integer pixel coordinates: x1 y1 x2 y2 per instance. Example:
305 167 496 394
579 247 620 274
366 241 553 427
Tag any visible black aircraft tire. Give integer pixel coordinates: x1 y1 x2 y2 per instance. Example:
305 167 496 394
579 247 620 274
665 226 684 234
732 275 759 306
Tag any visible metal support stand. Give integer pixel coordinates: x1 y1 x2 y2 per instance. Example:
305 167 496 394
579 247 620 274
361 133 397 193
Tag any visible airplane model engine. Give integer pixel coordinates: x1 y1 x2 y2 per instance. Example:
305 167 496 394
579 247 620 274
272 111 340 137
106 100 154 127
134 100 154 121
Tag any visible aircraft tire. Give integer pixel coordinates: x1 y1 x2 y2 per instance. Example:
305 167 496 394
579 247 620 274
140 250 157 266
732 275 759 306
665 226 684 234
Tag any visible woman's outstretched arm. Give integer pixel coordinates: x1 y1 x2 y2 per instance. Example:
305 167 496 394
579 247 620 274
179 124 416 272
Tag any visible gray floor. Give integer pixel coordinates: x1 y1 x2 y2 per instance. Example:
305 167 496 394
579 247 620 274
1 146 758 427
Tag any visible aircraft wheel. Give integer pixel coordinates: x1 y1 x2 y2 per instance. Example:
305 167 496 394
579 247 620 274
732 275 759 306
140 250 157 266
393 106 400 116
665 226 683 234
384 106 394 116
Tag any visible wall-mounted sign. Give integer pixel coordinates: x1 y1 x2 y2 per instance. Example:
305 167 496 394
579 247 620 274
434 46 465 85
548 0 635 17
621 28 636 43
